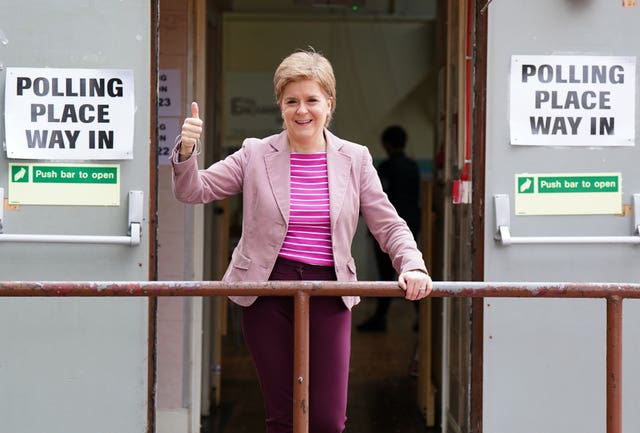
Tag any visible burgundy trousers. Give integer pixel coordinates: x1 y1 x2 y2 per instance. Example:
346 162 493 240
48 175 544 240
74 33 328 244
241 257 352 433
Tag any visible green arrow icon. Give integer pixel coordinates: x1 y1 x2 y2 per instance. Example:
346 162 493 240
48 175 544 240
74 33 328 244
518 176 534 194
11 166 29 183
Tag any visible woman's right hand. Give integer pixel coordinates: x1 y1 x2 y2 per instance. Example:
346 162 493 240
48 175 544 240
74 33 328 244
179 101 202 156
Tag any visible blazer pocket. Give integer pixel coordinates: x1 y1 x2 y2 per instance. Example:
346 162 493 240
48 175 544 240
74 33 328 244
346 258 357 275
231 249 252 270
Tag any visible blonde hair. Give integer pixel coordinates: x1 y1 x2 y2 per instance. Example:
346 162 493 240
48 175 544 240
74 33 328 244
273 49 337 127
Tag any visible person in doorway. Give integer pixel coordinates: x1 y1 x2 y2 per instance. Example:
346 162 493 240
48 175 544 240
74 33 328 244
170 48 432 433
357 125 422 333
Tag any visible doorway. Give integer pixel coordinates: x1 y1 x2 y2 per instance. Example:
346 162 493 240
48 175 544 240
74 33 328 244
205 2 440 430
154 1 477 432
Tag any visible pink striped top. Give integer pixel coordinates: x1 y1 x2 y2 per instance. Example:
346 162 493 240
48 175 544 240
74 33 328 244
278 152 334 266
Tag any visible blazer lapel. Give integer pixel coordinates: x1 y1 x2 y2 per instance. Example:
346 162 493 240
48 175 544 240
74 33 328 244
264 132 291 223
326 130 352 229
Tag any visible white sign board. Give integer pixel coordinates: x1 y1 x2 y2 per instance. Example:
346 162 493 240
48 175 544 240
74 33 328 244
510 55 636 146
4 67 135 160
158 69 181 117
224 72 281 140
157 69 182 166
157 117 180 165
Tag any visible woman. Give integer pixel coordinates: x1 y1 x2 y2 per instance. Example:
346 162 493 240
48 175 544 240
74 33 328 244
171 49 432 433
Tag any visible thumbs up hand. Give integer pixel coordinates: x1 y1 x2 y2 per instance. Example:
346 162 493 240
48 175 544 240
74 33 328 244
179 102 203 156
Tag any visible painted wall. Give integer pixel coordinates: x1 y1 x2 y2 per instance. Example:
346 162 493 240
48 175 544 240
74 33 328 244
157 0 189 408
156 1 199 432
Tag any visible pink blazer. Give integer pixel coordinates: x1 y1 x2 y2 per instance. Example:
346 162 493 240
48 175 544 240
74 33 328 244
171 129 427 309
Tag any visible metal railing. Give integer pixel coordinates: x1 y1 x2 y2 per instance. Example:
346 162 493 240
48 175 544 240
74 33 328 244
1 280 639 433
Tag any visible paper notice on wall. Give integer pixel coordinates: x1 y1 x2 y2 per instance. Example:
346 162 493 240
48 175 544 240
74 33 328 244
4 67 135 160
510 55 636 146
157 117 181 165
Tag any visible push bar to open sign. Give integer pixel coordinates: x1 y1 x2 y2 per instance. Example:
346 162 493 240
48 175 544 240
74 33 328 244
494 193 640 245
0 189 143 246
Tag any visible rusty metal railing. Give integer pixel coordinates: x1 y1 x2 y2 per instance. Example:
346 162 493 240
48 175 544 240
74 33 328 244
2 280 639 433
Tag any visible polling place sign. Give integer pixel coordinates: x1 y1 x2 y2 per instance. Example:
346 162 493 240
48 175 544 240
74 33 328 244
510 55 636 146
4 67 135 160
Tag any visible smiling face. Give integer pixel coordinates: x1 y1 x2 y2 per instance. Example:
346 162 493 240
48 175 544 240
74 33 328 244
280 79 332 152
